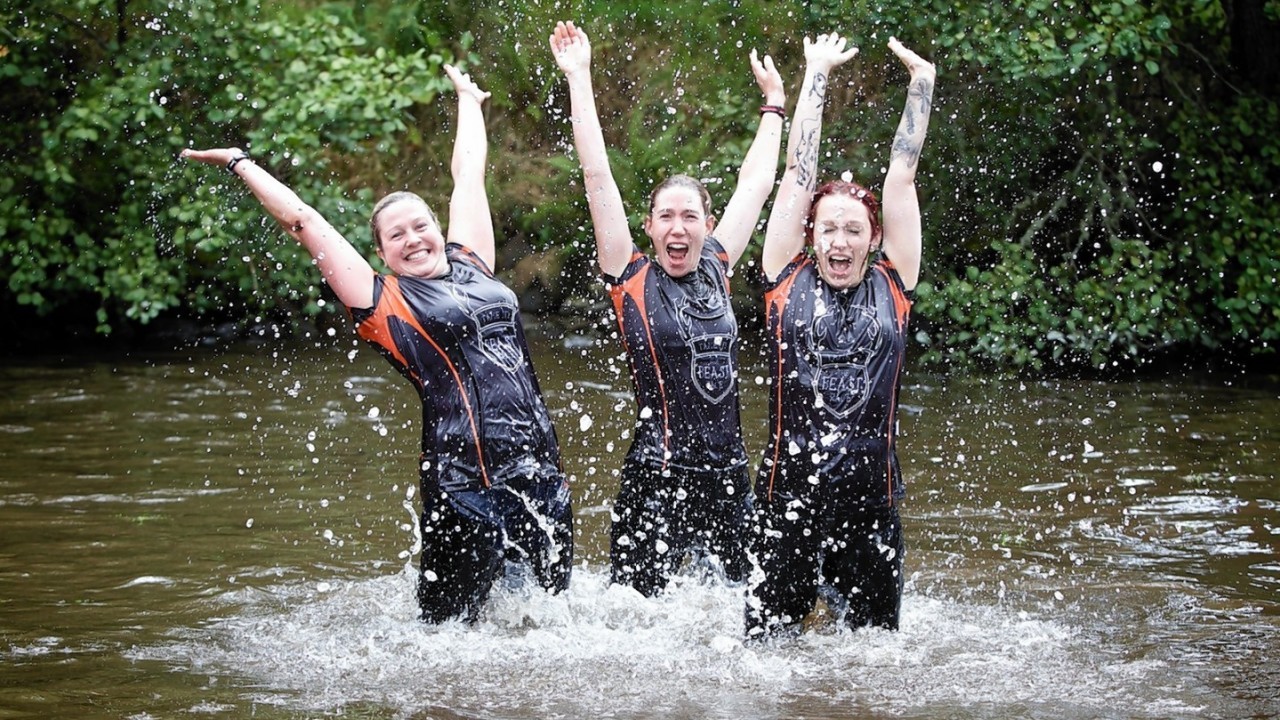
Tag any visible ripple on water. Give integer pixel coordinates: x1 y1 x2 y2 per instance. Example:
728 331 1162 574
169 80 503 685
129 567 1203 719
1019 482 1069 493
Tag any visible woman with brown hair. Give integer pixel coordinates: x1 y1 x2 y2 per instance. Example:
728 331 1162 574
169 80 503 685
548 20 785 596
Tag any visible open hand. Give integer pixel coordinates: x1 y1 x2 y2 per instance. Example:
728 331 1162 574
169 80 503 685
750 49 785 106
804 32 859 74
549 20 591 78
444 63 491 103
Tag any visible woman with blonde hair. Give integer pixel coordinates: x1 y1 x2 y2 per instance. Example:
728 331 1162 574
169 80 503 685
182 61 573 624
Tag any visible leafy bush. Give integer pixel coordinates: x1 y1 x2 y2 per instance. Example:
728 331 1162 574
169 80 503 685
2 0 446 333
2 0 1276 370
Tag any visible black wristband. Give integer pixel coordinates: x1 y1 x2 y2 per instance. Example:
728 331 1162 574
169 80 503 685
226 153 251 175
759 104 785 119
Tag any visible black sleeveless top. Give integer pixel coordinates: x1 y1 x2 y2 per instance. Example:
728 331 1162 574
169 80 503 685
605 237 748 472
757 255 913 507
350 244 562 494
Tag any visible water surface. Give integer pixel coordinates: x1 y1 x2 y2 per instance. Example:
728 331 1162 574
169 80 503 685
1 330 1276 719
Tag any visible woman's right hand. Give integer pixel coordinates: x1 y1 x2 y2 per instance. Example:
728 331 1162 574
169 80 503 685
444 63 491 105
750 49 785 107
549 20 591 79
804 32 859 75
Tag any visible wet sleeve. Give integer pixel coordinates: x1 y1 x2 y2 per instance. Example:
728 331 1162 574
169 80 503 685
347 273 386 325
601 244 647 287
704 236 731 272
877 258 916 305
760 250 810 293
447 242 495 277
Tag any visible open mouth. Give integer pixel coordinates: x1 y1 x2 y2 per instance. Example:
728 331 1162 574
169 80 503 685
827 255 853 274
666 242 690 264
405 249 431 262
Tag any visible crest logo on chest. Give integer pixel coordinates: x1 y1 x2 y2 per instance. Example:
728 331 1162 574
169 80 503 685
675 280 735 404
808 299 882 418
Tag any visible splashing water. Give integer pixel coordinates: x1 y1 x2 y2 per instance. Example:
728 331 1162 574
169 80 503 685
5 346 1275 719
130 565 1197 719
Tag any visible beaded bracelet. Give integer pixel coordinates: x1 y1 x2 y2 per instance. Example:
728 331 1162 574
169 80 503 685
759 105 786 119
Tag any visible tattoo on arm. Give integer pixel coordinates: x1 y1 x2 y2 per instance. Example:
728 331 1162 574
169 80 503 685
795 119 820 191
910 77 934 117
891 129 921 168
891 77 934 168
809 72 828 103
791 72 831 191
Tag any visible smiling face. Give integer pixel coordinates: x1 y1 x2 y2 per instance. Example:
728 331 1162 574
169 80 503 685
644 185 715 278
812 193 881 290
372 195 447 279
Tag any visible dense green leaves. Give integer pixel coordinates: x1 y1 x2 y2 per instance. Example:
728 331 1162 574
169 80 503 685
806 0 1276 372
1 0 1276 371
2 0 447 334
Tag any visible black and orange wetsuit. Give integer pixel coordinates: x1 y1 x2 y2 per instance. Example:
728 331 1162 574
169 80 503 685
605 237 751 595
746 254 913 635
350 243 573 623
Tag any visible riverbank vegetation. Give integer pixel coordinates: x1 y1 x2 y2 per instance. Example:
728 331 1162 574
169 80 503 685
3 0 1277 373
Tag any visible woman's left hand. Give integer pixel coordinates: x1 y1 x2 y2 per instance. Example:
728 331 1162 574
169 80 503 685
180 147 243 167
888 37 936 83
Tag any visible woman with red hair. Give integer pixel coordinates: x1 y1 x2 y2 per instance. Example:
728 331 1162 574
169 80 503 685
746 33 936 637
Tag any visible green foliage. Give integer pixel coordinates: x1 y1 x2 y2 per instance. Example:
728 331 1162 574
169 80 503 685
915 238 1198 372
805 0 1276 372
1168 93 1280 351
1 0 1276 371
808 0 1174 78
1 0 444 333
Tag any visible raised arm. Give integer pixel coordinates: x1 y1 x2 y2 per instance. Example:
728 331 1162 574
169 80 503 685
443 63 496 270
180 148 375 308
880 38 935 292
549 20 634 278
713 49 786 268
761 34 858 282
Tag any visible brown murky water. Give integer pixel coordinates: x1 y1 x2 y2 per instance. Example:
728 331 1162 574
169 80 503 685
1 327 1277 719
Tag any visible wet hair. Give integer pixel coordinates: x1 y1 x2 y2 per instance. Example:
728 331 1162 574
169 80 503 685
370 191 439 249
648 174 712 217
806 180 882 248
